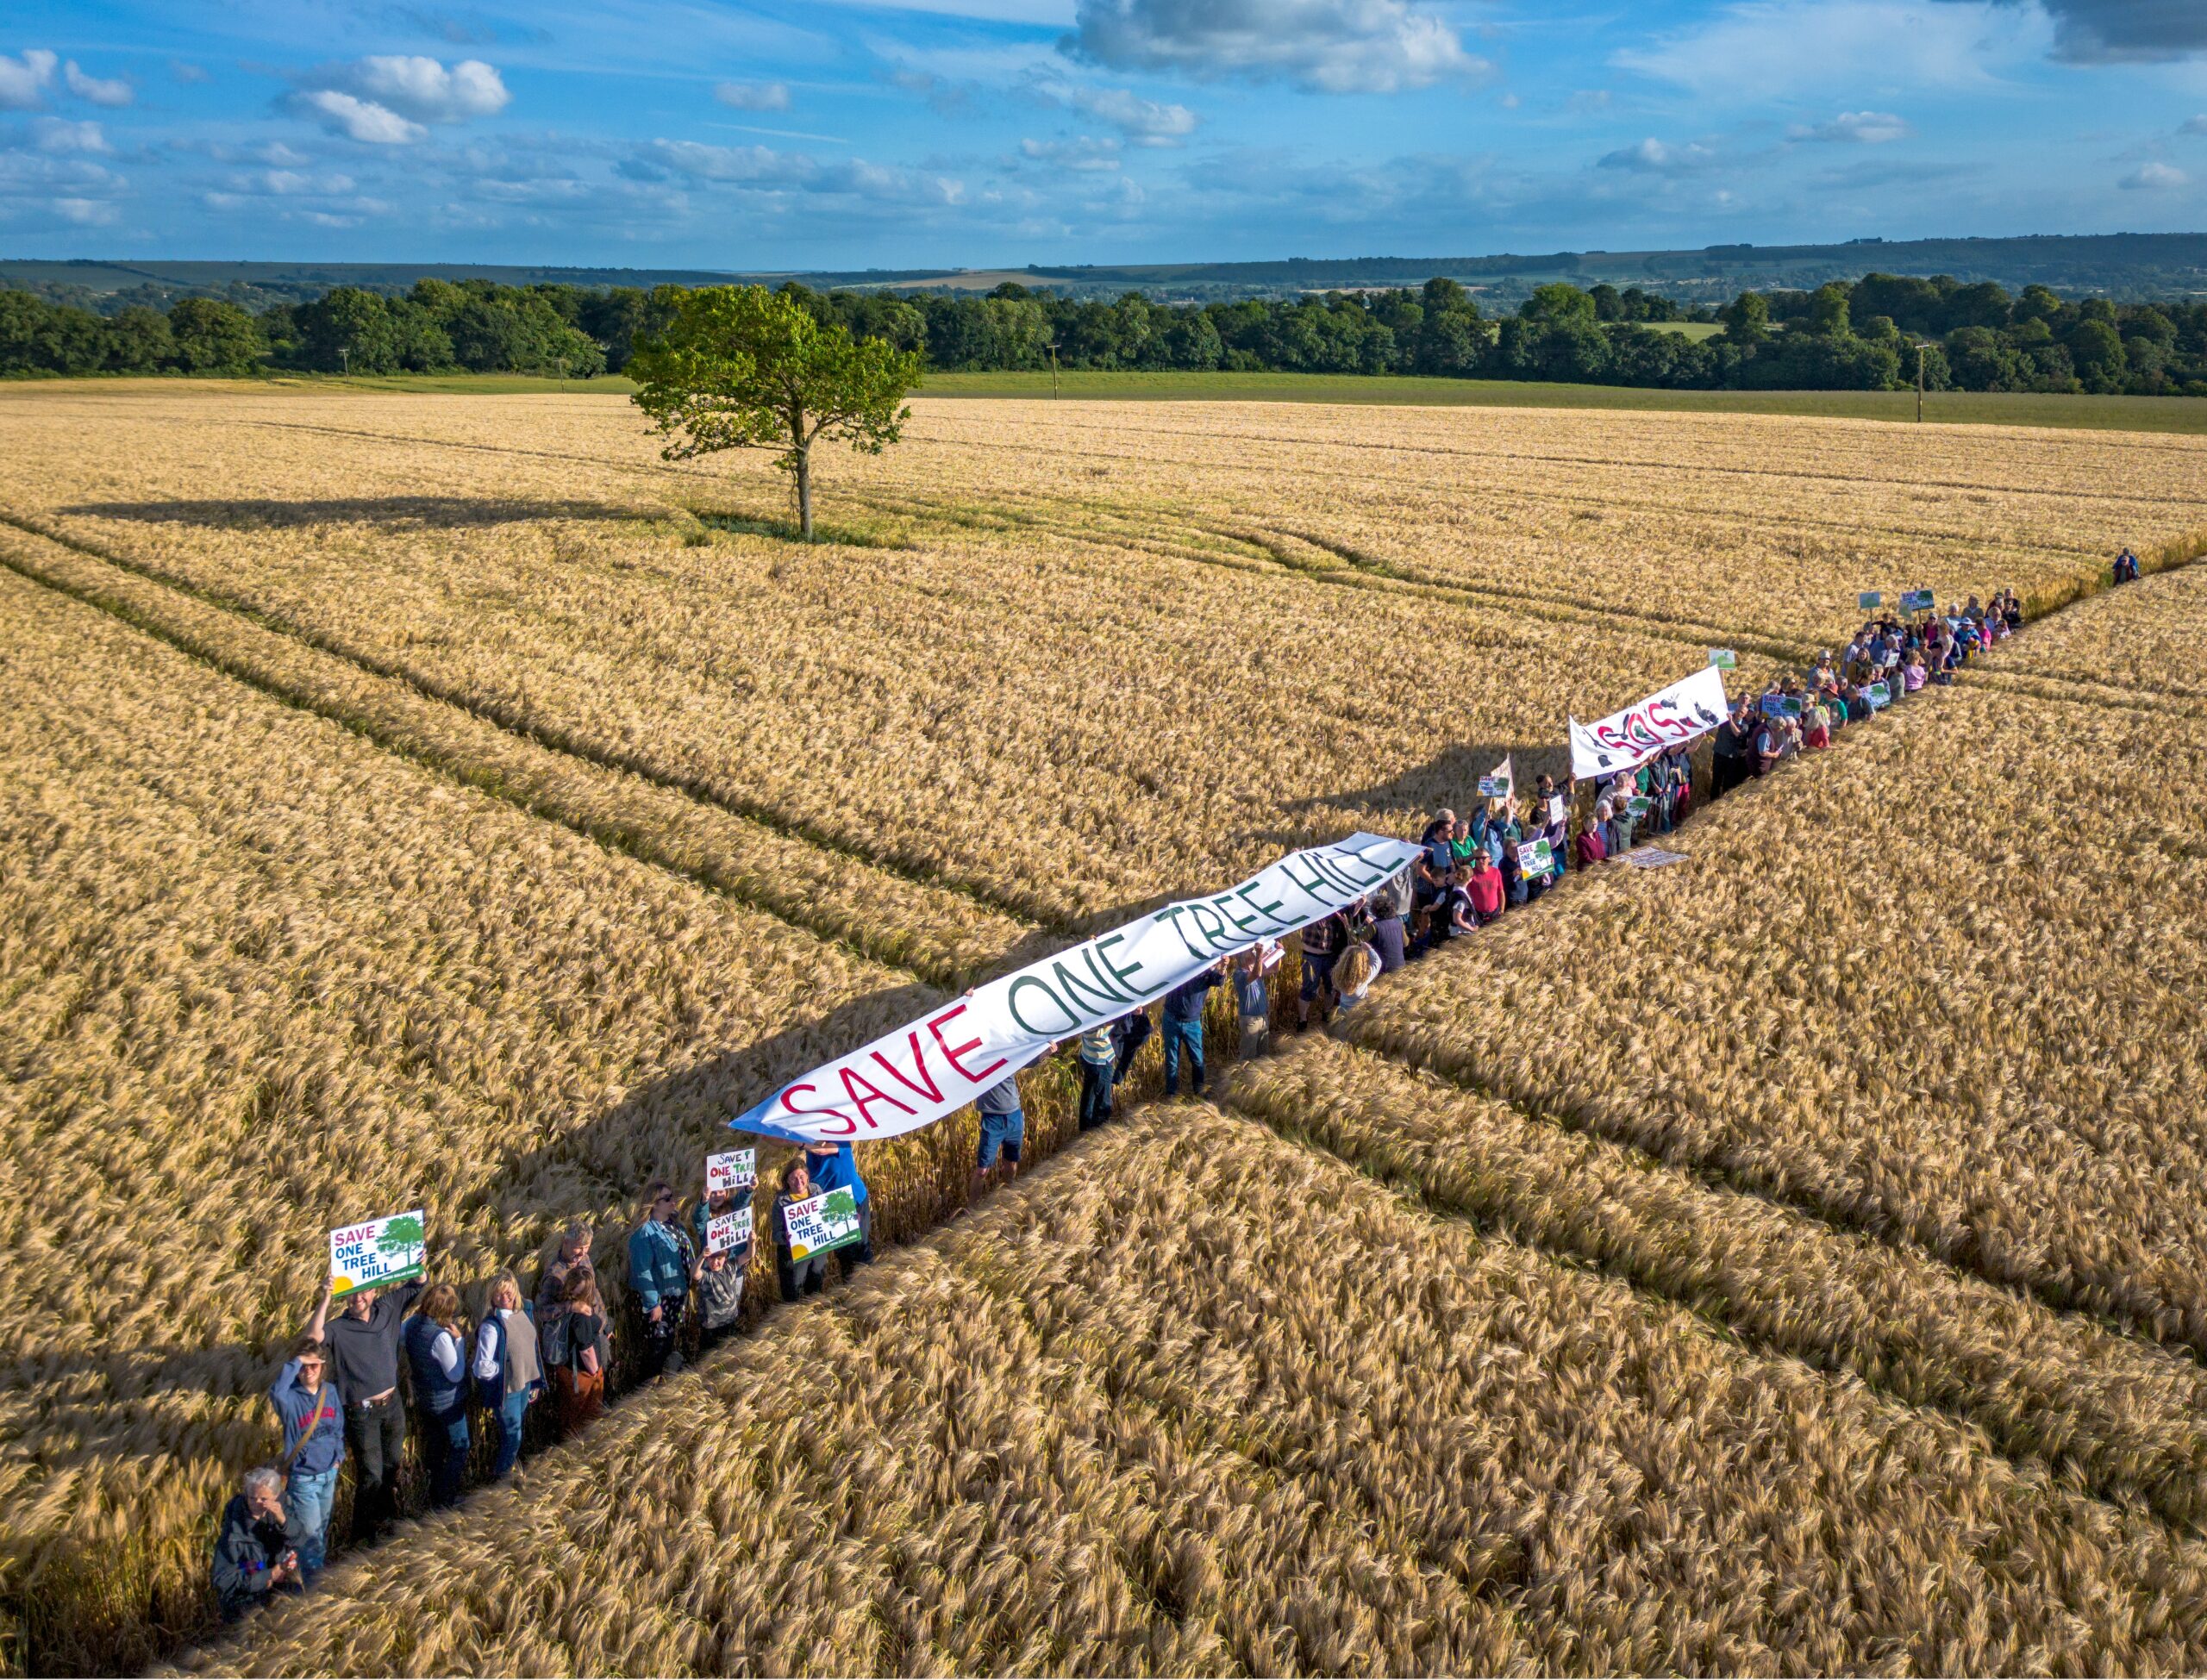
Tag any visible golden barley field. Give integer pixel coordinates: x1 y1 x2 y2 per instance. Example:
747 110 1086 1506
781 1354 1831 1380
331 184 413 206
5 381 2207 1677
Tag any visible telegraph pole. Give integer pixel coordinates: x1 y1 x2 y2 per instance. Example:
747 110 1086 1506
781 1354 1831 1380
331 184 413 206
1914 340 1928 423
1047 342 1060 398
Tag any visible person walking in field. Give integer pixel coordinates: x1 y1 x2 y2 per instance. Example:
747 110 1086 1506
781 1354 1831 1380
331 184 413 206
403 1283 470 1508
1235 948 1272 1059
473 1271 543 1480
305 1275 418 1548
267 1328 344 1580
1297 908 1347 1031
972 1071 1029 1194
772 1157 828 1303
535 1222 592 1319
210 1466 303 1622
1160 960 1223 1097
806 1139 872 1271
543 1267 612 1435
628 1183 696 1380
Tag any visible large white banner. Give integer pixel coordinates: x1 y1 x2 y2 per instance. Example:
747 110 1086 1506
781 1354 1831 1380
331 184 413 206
1569 665 1730 782
732 833 1420 1144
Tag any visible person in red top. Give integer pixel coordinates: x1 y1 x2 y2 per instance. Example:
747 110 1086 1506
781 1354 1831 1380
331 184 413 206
1576 805 1610 869
1465 852 1504 925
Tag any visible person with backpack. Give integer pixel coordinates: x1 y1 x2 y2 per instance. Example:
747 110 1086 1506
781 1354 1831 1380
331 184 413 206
267 1327 345 1580
472 1271 543 1480
691 1185 751 1351
628 1183 696 1381
542 1266 612 1435
305 1275 418 1548
210 1466 303 1622
403 1283 470 1508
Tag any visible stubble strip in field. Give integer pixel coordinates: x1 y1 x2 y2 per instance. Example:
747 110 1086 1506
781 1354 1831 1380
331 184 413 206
180 1107 2207 1678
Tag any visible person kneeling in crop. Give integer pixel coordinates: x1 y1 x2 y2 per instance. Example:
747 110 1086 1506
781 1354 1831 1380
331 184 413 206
211 1465 303 1622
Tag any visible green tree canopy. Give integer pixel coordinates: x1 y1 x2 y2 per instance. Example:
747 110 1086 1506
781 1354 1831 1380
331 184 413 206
628 286 921 540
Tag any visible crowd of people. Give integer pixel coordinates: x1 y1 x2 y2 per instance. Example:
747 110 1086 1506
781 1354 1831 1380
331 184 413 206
213 575 2064 1625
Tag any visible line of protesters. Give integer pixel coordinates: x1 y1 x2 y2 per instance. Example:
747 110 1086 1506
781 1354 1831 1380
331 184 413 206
217 581 2049 1624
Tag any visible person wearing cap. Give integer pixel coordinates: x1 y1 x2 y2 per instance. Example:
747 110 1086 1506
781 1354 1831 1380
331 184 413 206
268 1311 346 1579
535 1222 592 1319
305 1273 419 1549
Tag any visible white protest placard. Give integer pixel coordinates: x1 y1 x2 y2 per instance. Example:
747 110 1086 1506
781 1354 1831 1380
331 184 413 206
1477 757 1513 801
733 832 1422 1145
1546 795 1566 827
705 1148 755 1196
1569 666 1729 782
781 1189 863 1261
329 1209 426 1298
706 1205 753 1256
1623 846 1691 871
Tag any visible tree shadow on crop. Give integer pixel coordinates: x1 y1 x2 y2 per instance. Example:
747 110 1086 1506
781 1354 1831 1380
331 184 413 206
66 497 641 531
1276 739 1574 831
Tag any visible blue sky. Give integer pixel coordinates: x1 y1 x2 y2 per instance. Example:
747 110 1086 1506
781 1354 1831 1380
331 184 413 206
3 0 2206 268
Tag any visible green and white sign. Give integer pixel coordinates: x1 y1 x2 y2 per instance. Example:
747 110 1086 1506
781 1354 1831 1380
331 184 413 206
1866 681 1891 708
782 1188 863 1262
1901 590 1935 612
1858 591 1882 611
1627 796 1652 816
1520 837 1556 878
1707 648 1737 670
329 1209 426 1298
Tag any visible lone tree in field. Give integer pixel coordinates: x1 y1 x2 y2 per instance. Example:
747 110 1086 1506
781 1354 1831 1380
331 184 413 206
628 286 921 540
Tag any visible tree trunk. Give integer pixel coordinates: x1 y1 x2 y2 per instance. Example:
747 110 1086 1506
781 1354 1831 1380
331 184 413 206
795 443 813 540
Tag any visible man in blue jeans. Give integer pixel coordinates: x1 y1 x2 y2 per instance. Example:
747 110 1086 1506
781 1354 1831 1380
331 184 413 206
268 1333 345 1578
1161 961 1224 1097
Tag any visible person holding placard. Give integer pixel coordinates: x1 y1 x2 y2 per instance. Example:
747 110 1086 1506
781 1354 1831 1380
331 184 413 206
773 1158 828 1303
472 1271 543 1480
307 1275 418 1548
692 1183 752 1351
267 1327 345 1579
403 1283 470 1508
805 1139 872 1271
628 1183 696 1381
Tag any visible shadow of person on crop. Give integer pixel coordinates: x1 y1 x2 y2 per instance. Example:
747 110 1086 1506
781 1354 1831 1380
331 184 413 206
64 497 641 531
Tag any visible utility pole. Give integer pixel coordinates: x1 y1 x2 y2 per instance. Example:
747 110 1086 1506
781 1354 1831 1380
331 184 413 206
1047 342 1060 398
338 345 350 378
1914 340 1928 422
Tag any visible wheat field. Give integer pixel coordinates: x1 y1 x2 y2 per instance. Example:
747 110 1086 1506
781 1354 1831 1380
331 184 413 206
5 382 2207 1676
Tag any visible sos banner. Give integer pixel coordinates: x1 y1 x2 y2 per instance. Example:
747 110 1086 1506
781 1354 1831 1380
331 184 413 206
732 833 1421 1145
1569 666 1730 782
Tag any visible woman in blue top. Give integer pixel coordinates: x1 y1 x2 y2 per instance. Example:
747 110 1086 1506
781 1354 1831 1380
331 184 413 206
805 1140 872 1270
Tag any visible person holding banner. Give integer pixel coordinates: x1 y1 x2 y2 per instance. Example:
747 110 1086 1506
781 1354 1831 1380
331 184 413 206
975 1072 1023 1191
267 1330 344 1579
772 1158 828 1303
403 1283 470 1508
628 1184 696 1380
1074 1017 1116 1132
1366 890 1408 973
805 1140 872 1271
306 1276 418 1548
1297 909 1347 1032
1160 960 1224 1096
1235 949 1272 1058
472 1272 543 1480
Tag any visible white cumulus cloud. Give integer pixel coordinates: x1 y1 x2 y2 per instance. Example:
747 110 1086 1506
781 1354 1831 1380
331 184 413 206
1791 109 1911 142
31 117 108 153
1066 84 1197 143
63 61 132 106
1597 136 1720 172
1020 134 1122 170
293 89 429 144
287 56 508 144
0 48 57 109
715 80 790 110
2119 160 2187 188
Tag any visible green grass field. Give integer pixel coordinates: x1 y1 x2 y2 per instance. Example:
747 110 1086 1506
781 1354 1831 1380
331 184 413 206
149 370 2207 436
